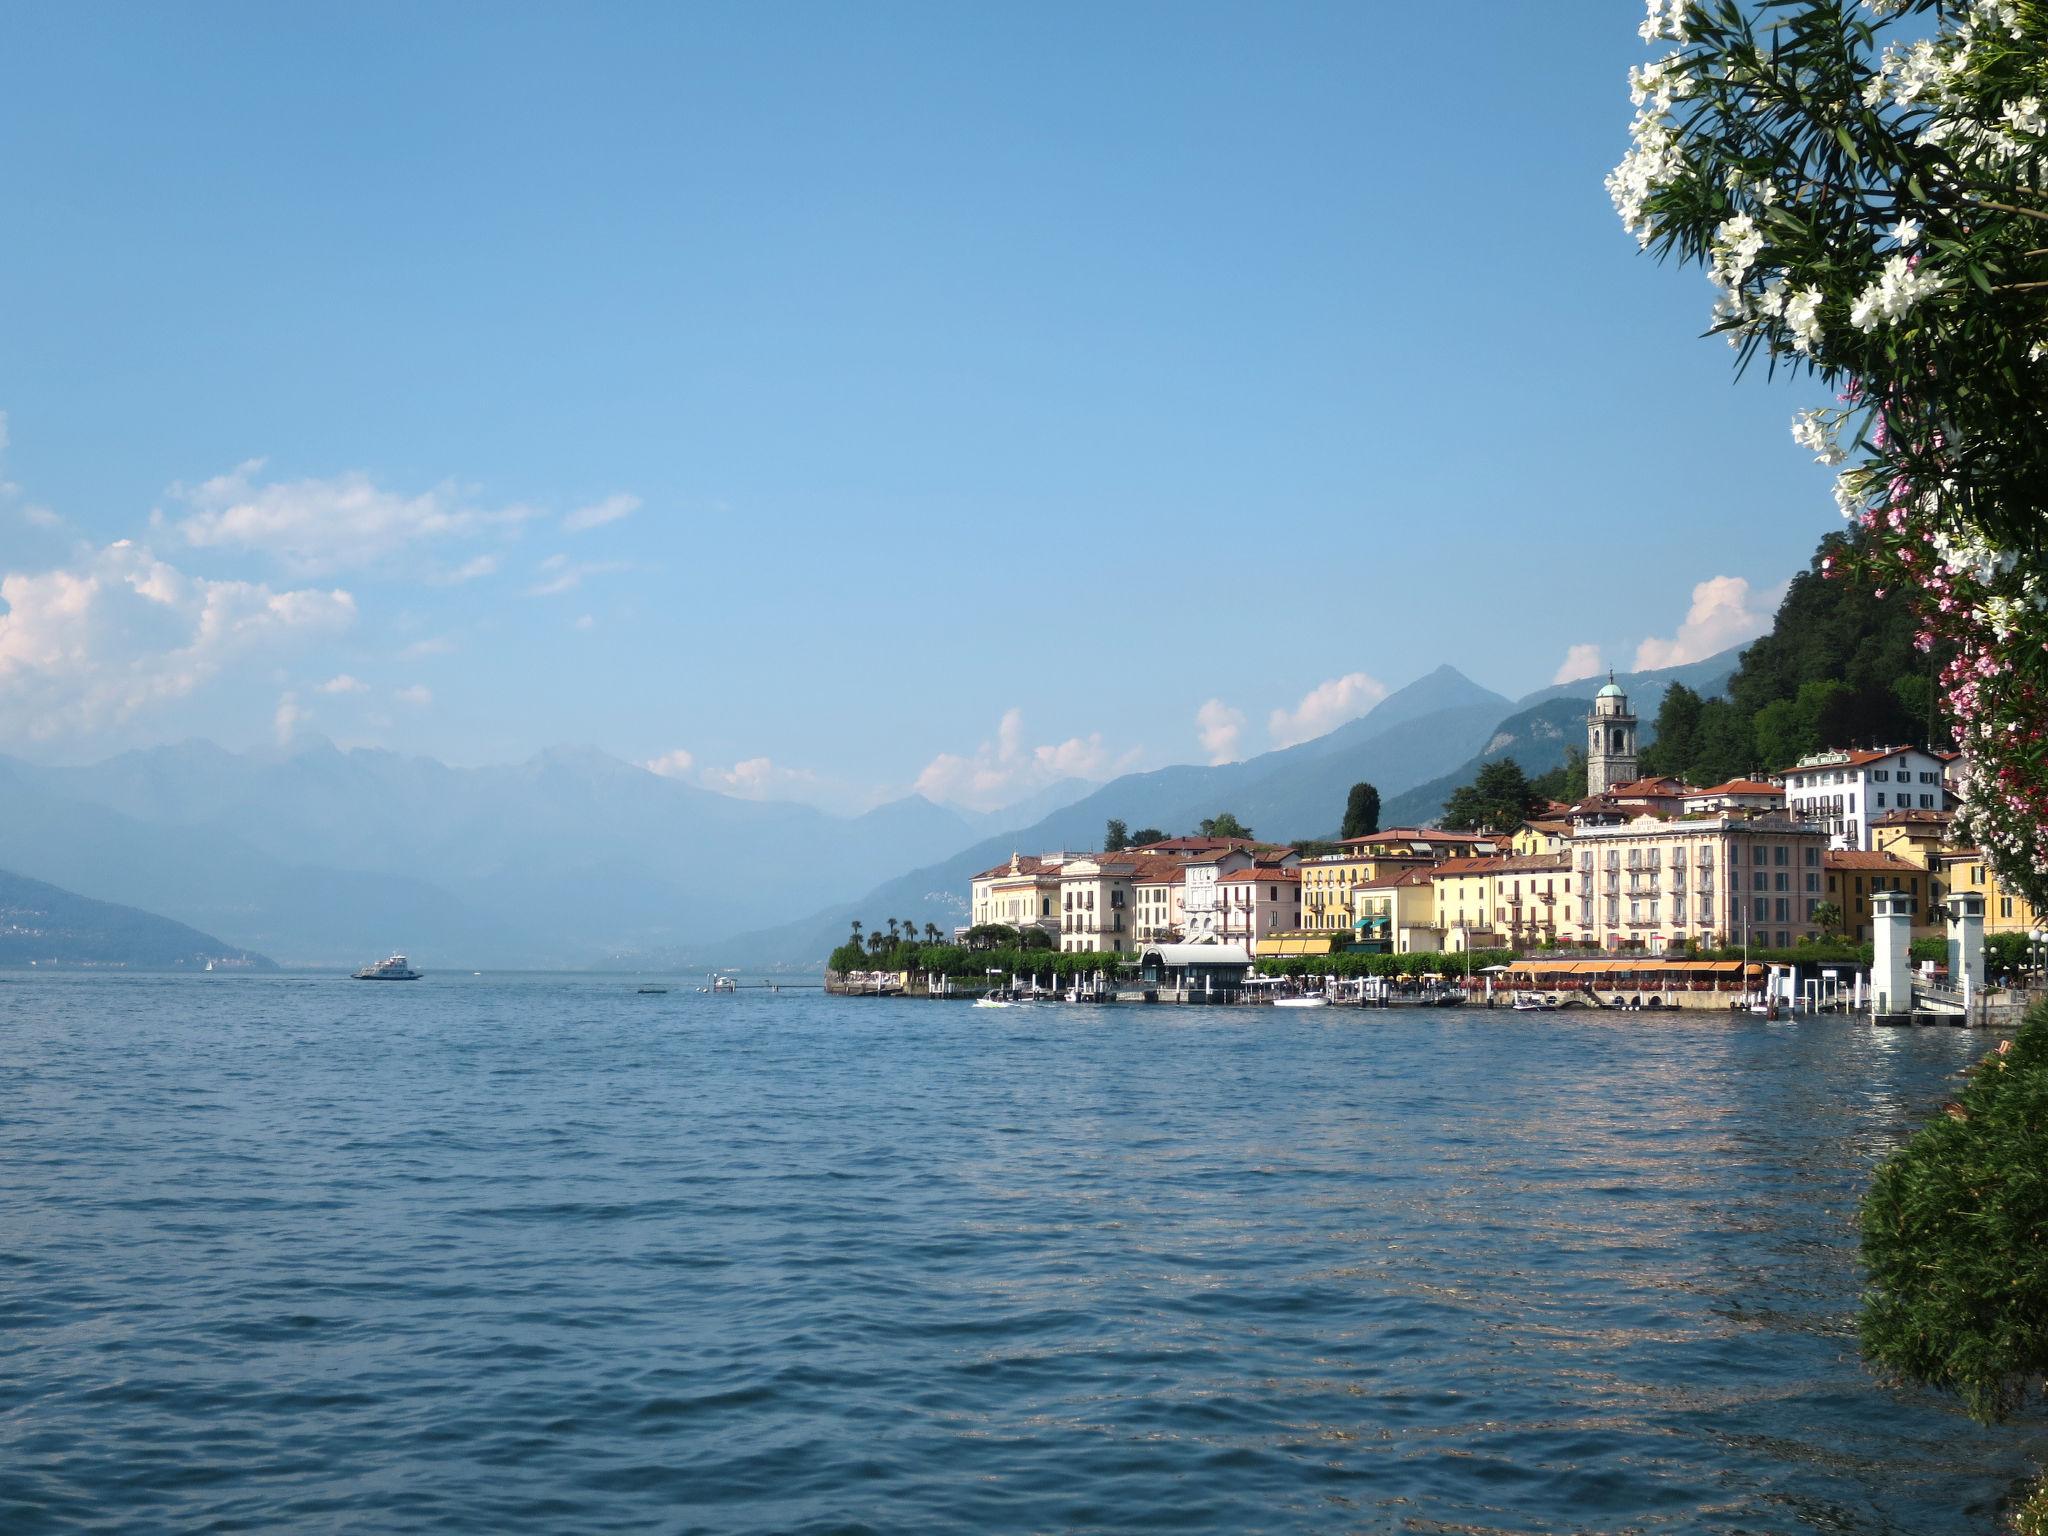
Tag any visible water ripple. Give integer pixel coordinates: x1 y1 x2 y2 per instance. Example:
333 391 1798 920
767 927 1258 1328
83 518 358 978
0 975 2034 1533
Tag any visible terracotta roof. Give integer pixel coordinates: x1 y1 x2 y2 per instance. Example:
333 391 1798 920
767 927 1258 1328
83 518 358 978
1873 808 1953 827
1824 849 1923 872
1216 867 1301 885
1340 827 1490 845
1354 866 1436 890
1429 854 1565 877
1689 779 1783 797
971 854 1064 881
1609 775 1695 795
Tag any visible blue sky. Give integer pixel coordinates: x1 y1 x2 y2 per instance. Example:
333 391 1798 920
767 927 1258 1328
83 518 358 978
0 2 1840 813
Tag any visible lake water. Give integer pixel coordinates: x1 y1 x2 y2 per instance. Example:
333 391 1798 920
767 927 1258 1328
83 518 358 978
0 973 2038 1533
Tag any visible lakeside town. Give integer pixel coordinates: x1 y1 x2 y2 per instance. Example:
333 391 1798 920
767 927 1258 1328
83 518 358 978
878 676 2040 1017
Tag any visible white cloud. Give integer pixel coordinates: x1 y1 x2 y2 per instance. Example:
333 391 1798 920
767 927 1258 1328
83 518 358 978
0 540 355 741
573 614 595 631
273 691 305 746
1552 643 1606 685
643 748 696 779
169 460 539 574
22 505 60 529
562 493 641 533
1633 575 1784 671
702 755 819 798
393 683 433 707
1195 698 1245 765
1267 671 1388 749
317 673 369 694
527 557 628 597
441 553 500 584
401 635 456 658
912 707 1135 813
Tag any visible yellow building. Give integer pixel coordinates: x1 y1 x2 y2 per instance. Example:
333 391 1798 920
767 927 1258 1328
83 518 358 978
1510 819 1572 857
1823 849 1935 942
1430 854 1574 952
1351 867 1440 952
1298 850 1432 932
1942 850 2043 934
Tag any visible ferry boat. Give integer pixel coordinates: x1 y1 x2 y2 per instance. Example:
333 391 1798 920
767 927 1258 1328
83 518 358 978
711 974 738 993
353 953 421 981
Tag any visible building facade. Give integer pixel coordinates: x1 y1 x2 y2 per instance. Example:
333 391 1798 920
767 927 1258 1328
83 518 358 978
1429 854 1574 952
970 852 1067 939
1823 849 1935 942
1352 867 1441 953
1941 850 2044 936
1214 867 1302 945
1570 811 1829 952
1780 746 1950 850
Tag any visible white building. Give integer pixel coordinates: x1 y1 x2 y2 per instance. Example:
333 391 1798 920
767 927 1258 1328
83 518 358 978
1779 746 1950 850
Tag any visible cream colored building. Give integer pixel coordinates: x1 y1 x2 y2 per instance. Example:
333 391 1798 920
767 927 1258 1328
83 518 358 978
1430 854 1574 952
1571 811 1828 952
1132 866 1187 946
969 853 1068 940
1058 853 1203 954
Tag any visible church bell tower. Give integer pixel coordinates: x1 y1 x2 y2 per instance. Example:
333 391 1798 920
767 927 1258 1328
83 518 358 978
1587 673 1638 796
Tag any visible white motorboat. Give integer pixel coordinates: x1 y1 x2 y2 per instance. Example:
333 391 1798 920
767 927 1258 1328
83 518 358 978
1273 996 1329 1008
353 953 421 981
1510 991 1560 1011
973 997 1013 1009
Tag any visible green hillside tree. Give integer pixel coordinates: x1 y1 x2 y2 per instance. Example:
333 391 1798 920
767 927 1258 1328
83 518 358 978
1341 782 1381 839
1637 683 1706 779
1441 760 1541 834
1128 827 1166 846
1528 747 1588 806
1103 818 1130 852
1197 813 1252 840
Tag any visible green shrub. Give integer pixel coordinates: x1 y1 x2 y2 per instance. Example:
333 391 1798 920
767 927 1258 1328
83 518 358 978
1860 1003 2048 1423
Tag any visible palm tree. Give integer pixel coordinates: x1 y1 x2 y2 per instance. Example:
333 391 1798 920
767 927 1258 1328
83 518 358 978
849 920 864 947
901 917 917 940
867 930 888 956
924 923 941 944
886 918 900 942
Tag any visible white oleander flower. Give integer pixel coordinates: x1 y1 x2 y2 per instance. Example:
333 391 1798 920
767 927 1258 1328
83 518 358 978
1850 254 1945 331
1784 287 1824 354
1710 213 1766 291
1792 409 1848 466
1892 217 1921 248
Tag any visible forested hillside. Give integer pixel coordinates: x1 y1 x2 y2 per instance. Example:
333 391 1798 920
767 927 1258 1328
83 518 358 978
1635 531 1948 786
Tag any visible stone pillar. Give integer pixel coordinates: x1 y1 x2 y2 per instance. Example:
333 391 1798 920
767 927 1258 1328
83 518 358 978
1948 891 1985 995
1872 888 1915 1015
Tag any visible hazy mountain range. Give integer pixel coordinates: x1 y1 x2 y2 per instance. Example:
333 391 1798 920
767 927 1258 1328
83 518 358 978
0 648 1738 970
